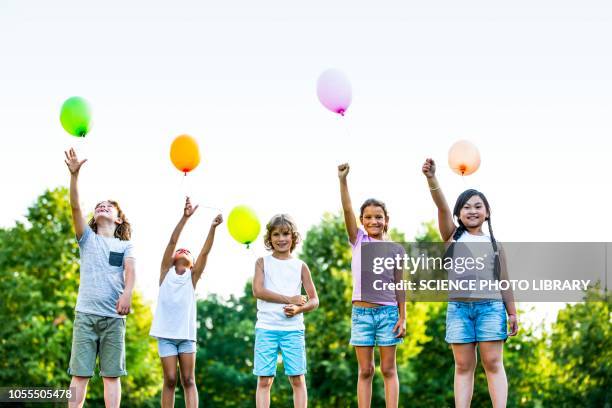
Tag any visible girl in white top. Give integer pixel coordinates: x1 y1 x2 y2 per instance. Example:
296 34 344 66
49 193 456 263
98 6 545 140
150 197 222 408
422 158 518 408
252 214 319 408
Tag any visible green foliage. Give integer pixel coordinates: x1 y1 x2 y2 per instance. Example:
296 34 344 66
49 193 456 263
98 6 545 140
545 291 611 407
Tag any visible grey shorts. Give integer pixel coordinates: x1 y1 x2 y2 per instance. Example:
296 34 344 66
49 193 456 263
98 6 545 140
68 312 127 377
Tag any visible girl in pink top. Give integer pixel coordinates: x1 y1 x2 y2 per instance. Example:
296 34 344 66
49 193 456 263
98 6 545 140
338 163 406 408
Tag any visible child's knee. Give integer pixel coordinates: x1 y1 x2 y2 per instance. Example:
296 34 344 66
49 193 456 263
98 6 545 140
163 374 178 389
288 375 305 387
258 376 274 389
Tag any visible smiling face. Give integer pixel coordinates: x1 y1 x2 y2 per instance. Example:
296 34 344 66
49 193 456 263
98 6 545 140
270 226 293 254
458 195 489 229
94 201 121 225
360 205 388 239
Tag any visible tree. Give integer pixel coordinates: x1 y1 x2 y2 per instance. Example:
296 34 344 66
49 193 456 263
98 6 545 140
545 290 611 407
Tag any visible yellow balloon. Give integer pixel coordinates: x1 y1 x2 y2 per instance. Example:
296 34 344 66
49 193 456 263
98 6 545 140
227 205 261 247
170 134 200 174
448 140 480 176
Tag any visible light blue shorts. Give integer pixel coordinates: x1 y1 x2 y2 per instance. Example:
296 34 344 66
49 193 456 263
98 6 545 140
253 329 306 377
350 305 403 347
445 300 508 344
157 337 196 358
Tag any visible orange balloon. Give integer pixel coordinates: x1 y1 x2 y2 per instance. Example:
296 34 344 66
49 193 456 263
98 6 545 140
170 134 200 174
448 140 480 176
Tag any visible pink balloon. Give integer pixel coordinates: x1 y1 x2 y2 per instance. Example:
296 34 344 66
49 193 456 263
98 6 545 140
317 69 352 116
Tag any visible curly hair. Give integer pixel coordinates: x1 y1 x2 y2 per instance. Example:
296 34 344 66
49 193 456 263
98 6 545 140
88 200 132 241
264 214 301 252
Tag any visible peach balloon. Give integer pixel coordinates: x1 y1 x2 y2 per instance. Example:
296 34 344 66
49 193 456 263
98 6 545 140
448 140 480 176
170 134 200 174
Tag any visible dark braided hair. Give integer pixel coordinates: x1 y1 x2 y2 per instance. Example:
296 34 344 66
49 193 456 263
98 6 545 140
451 189 500 280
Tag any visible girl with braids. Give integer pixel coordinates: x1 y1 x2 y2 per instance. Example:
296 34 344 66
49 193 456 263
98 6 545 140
338 163 406 408
64 148 135 408
422 158 519 408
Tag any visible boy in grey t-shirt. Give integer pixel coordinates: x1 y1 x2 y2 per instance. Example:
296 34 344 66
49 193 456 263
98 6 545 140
64 148 135 408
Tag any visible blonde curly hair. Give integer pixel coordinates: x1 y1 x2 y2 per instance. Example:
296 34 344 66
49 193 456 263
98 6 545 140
264 214 301 252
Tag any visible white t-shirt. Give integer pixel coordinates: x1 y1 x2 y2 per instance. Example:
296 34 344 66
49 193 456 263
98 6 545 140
256 255 305 331
450 231 502 300
150 266 197 341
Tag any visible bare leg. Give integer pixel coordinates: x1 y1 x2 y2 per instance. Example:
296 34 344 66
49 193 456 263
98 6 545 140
288 375 307 408
479 341 507 408
379 346 399 408
101 377 121 408
256 376 274 408
355 346 375 408
161 355 178 408
178 352 199 408
68 376 89 408
452 343 477 408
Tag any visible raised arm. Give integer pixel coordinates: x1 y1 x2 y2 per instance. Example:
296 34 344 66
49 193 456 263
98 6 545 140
252 258 307 305
160 197 198 285
284 263 319 317
64 148 88 240
338 163 359 245
422 158 455 242
192 214 223 287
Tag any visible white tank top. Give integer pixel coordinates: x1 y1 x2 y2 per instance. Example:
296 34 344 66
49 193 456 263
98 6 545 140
451 231 502 300
256 255 305 331
150 266 197 341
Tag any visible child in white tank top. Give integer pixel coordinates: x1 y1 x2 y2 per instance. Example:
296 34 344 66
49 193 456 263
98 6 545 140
150 197 222 408
252 214 319 408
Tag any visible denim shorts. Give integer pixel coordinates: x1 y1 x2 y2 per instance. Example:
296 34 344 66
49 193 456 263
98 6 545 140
157 337 197 357
445 300 508 344
253 329 306 377
350 305 403 347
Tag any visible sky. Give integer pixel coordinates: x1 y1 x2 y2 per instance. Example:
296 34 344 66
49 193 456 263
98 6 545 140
1 0 610 325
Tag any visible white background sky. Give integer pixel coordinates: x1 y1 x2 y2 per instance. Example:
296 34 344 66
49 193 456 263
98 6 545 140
1 1 610 325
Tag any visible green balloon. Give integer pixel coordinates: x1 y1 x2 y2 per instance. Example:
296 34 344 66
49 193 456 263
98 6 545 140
60 96 92 137
227 205 261 247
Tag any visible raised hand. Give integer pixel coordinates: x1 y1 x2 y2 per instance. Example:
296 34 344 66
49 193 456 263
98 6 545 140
183 197 199 218
422 158 436 178
211 214 223 227
64 148 88 175
338 163 350 179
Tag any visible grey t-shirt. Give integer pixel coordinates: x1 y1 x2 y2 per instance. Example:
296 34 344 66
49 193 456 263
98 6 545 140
75 226 135 318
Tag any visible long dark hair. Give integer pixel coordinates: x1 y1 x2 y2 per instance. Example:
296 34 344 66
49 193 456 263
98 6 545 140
451 189 500 280
359 198 389 234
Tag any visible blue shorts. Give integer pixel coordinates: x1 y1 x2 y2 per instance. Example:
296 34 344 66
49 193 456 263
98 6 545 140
253 329 306 377
350 305 403 347
445 300 508 344
157 338 196 358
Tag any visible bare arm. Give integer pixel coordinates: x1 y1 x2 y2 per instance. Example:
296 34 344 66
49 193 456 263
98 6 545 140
299 263 319 312
160 197 198 285
116 257 135 315
252 258 306 305
499 245 519 335
338 163 359 245
422 158 455 242
64 148 88 240
192 214 223 287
